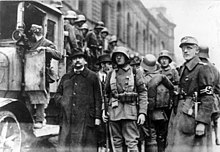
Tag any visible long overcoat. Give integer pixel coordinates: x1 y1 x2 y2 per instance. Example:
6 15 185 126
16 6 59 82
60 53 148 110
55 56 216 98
166 56 214 152
54 67 102 152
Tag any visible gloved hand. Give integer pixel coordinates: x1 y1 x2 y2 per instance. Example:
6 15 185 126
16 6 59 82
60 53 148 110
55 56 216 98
95 119 101 126
102 110 109 123
195 123 205 136
137 114 146 125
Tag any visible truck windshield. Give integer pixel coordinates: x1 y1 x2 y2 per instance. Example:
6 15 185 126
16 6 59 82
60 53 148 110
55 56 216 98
0 1 19 41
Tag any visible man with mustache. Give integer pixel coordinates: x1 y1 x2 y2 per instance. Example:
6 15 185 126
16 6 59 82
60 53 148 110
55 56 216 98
55 48 102 152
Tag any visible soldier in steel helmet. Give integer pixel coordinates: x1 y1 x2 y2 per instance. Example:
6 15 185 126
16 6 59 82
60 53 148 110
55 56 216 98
102 46 148 152
108 35 118 53
64 10 79 72
80 23 100 72
166 36 215 152
198 45 220 145
140 54 174 152
94 21 105 55
74 14 87 49
157 50 179 149
101 27 111 54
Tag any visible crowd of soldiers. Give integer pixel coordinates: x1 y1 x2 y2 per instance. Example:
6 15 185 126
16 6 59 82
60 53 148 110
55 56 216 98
28 8 220 152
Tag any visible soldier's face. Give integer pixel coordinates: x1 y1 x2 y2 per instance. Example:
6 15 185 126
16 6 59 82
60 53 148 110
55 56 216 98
159 57 170 67
115 53 126 65
181 44 199 61
72 56 86 69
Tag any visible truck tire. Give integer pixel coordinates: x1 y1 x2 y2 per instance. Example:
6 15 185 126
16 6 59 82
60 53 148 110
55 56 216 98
0 111 22 152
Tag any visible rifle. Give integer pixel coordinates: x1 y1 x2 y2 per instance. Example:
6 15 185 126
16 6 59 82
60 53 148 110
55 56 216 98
101 75 110 152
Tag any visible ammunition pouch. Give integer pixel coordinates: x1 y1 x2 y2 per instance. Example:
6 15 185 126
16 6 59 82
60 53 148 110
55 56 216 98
118 92 138 103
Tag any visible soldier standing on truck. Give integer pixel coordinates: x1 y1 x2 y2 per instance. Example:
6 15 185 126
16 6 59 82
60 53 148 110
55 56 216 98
198 45 220 145
74 14 86 49
80 23 99 72
63 10 78 72
165 36 214 152
103 46 148 152
27 24 62 129
140 54 174 152
94 21 105 56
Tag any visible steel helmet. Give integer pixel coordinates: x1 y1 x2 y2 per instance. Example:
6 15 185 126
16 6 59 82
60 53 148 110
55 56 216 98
80 23 89 30
50 0 63 8
111 46 130 64
158 50 172 63
198 45 209 58
101 27 109 34
64 10 78 19
141 54 157 71
75 14 86 23
109 35 117 43
95 21 104 29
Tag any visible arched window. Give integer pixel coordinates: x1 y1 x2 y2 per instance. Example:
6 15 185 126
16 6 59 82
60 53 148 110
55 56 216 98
161 41 165 49
117 2 122 40
127 13 131 47
135 22 139 51
150 35 152 53
143 30 146 53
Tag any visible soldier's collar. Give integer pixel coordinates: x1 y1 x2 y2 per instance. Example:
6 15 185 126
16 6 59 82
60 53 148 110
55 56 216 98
184 56 200 71
116 65 131 72
162 65 171 71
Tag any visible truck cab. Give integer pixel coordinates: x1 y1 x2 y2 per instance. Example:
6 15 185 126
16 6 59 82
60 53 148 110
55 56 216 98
0 1 65 151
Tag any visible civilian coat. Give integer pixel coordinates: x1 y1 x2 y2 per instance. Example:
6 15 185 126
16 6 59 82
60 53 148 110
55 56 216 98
28 37 61 104
54 67 102 152
166 56 214 152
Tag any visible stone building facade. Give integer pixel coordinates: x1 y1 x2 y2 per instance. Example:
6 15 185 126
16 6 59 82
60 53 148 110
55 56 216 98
47 0 176 60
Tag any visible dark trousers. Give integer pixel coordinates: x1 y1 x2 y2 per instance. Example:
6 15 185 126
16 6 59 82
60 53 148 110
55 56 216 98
109 120 139 152
30 104 45 122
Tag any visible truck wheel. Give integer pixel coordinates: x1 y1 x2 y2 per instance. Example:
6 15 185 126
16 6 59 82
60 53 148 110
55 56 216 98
0 111 22 152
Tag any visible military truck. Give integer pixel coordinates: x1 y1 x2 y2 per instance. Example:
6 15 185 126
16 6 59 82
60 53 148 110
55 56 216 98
0 1 65 151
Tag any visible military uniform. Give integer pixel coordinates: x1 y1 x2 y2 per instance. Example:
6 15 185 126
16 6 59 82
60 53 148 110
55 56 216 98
166 56 214 152
199 46 220 145
141 54 174 152
105 47 148 152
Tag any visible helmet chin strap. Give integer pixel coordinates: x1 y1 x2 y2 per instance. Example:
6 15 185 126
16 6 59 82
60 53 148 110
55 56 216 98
161 64 169 69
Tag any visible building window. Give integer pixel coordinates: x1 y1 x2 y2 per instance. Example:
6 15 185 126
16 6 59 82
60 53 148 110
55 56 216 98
154 39 156 51
127 13 131 47
150 35 152 53
161 41 165 49
116 2 122 40
78 0 84 12
143 30 146 54
46 19 55 42
135 22 139 51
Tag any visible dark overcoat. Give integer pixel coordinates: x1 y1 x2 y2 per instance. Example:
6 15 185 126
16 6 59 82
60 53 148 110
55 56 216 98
54 67 102 152
166 56 214 152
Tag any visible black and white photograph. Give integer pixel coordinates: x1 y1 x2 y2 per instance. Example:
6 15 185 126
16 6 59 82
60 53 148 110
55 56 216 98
0 0 220 152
